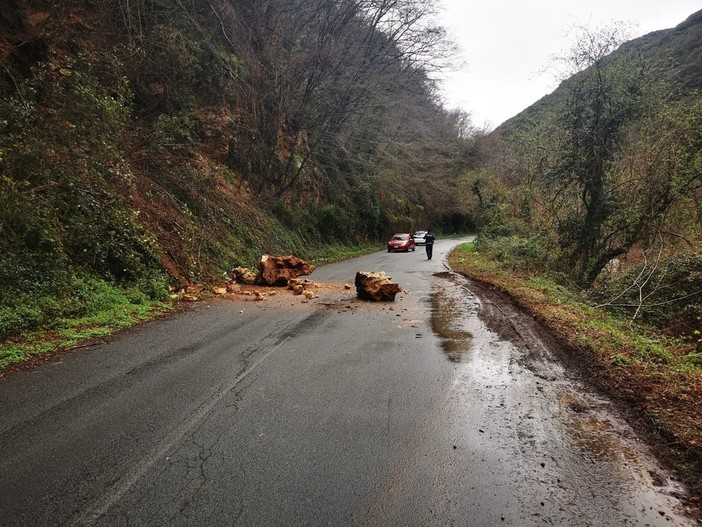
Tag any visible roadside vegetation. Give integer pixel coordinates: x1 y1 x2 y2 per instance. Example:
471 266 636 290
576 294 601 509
462 16 702 373
0 274 171 372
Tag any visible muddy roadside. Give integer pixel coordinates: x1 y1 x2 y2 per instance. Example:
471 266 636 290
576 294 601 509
452 269 702 515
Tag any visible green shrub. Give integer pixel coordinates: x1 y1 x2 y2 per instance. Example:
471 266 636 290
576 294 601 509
0 306 35 338
318 204 352 244
683 353 702 367
475 235 549 273
0 269 169 340
610 354 633 367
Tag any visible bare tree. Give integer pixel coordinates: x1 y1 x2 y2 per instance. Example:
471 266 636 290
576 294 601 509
547 23 655 285
210 0 457 199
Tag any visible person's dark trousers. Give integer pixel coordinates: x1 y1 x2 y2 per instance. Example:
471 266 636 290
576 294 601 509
426 244 433 259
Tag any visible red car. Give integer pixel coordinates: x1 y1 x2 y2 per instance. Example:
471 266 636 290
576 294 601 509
387 233 415 252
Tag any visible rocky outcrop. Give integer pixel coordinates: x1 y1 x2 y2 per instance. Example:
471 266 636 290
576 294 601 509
256 255 315 286
355 271 401 301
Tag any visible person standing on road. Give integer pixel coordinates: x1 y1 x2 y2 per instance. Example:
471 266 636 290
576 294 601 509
424 229 435 259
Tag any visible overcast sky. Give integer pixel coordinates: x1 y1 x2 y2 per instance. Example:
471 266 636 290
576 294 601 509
436 1 701 130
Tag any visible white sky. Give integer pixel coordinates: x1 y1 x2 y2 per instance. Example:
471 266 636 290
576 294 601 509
436 1 702 130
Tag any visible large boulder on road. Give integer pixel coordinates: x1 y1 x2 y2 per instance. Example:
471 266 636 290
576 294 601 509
355 271 401 301
257 255 315 286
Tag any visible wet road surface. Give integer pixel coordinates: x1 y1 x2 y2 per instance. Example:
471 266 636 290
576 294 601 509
0 238 695 525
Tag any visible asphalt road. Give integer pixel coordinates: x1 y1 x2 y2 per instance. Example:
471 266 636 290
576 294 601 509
0 237 695 526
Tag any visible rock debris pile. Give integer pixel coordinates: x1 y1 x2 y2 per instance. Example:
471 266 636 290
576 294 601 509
175 257 403 305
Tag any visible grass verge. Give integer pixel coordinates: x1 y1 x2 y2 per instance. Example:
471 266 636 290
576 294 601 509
0 283 172 374
449 242 702 500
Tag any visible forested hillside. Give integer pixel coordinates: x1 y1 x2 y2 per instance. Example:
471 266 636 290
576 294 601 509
0 0 475 339
466 11 702 348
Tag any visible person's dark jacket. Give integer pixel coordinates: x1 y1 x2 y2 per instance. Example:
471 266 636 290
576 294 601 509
424 232 435 245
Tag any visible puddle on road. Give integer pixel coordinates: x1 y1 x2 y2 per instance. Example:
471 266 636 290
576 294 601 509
430 274 475 363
